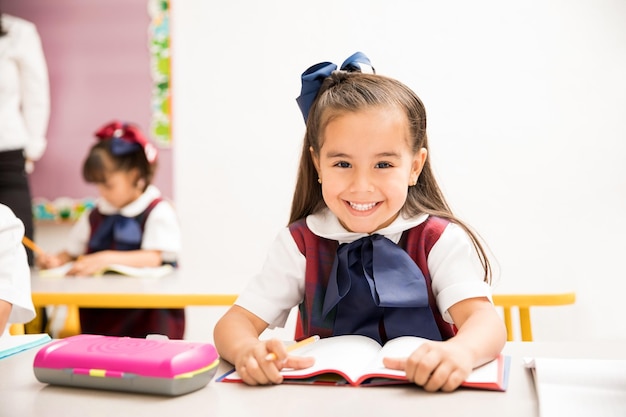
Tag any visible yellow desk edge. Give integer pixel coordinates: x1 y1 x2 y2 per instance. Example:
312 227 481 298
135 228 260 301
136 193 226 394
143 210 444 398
31 293 239 308
29 293 238 338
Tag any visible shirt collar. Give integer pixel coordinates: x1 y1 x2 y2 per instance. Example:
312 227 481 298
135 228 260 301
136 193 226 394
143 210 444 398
306 208 429 244
96 185 161 217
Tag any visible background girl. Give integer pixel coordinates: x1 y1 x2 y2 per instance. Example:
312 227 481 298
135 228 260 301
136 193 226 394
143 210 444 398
214 52 506 391
37 121 183 339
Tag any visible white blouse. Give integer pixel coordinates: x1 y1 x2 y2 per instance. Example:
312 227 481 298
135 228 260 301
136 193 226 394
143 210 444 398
0 14 50 160
236 209 492 329
65 186 182 263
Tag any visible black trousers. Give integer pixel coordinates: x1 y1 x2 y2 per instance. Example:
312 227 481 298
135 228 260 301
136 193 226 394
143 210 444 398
0 149 48 333
0 149 35 265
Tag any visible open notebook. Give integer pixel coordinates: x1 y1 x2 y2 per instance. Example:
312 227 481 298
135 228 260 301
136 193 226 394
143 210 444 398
219 335 510 390
525 357 626 417
0 334 51 360
38 263 174 278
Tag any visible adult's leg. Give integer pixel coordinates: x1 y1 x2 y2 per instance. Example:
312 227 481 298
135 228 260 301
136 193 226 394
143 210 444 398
0 150 35 265
0 150 45 333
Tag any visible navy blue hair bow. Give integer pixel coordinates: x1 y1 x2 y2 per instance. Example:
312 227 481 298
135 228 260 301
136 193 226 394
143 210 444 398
94 120 158 163
295 52 375 123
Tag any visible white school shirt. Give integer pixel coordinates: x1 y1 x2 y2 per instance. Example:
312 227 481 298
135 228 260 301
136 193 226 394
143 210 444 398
0 14 50 160
0 203 36 332
236 209 492 329
64 185 181 263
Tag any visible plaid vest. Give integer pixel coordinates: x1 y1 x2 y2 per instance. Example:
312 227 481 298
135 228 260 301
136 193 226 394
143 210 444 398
290 216 456 342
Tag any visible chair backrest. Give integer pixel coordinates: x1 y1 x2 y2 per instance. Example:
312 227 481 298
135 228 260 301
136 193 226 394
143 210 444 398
57 305 81 338
9 323 25 335
492 292 576 341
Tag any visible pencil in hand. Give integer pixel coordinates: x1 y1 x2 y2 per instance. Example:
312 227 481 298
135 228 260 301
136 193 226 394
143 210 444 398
265 335 320 361
22 236 46 256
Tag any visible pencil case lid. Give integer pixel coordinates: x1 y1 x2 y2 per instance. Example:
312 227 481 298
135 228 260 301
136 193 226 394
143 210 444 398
33 334 218 379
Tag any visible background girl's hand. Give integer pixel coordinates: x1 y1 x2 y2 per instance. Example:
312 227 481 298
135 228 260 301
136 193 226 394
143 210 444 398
66 251 113 276
36 253 65 269
382 340 473 392
234 338 315 385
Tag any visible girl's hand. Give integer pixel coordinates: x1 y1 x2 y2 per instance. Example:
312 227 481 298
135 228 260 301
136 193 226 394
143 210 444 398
382 340 474 392
234 338 315 385
36 253 65 269
66 252 113 276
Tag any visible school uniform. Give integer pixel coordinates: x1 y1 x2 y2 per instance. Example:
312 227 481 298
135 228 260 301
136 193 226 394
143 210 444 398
235 208 492 343
0 203 36 335
64 185 184 339
0 14 50 266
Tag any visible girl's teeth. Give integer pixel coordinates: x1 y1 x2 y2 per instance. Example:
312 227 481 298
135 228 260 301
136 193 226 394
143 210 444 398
350 202 376 211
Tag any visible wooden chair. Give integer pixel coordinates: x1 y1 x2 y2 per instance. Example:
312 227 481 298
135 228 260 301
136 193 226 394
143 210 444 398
492 292 576 341
9 323 25 335
8 307 80 337
57 305 81 338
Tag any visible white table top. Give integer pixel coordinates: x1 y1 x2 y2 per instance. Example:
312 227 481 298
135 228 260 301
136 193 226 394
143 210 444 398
29 268 238 308
2 341 625 417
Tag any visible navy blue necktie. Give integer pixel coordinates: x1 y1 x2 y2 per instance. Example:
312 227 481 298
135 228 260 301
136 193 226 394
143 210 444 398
322 234 442 343
88 215 143 252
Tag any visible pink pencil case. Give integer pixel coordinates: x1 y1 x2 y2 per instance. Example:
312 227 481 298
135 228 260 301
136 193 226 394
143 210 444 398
33 334 219 396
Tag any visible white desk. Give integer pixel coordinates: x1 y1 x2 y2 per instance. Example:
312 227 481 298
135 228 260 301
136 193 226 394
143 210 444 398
30 268 238 308
2 341 625 417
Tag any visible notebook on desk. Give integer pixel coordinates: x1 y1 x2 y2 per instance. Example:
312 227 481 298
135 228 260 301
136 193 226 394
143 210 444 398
0 333 51 360
525 357 626 417
38 263 174 278
219 335 510 391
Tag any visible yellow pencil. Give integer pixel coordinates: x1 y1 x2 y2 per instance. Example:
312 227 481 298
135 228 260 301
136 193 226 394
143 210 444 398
22 236 46 256
265 335 320 361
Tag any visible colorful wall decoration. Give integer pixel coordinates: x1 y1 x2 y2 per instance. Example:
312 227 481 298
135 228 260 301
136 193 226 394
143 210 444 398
149 0 172 146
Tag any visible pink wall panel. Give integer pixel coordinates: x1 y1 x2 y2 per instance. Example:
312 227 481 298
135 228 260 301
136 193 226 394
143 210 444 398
2 0 173 200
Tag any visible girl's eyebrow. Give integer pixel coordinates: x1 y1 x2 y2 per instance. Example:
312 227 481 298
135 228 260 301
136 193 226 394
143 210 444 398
324 151 350 158
324 151 402 158
376 152 402 158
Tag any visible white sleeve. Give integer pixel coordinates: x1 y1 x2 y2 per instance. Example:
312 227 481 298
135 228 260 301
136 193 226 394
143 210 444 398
18 21 50 161
64 211 91 257
141 201 181 263
0 205 35 325
428 223 492 324
235 228 306 329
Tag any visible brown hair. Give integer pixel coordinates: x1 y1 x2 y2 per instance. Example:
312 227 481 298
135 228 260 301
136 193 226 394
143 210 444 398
289 71 493 283
82 139 156 191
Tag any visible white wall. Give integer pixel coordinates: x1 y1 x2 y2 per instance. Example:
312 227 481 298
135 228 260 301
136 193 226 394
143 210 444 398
172 0 626 341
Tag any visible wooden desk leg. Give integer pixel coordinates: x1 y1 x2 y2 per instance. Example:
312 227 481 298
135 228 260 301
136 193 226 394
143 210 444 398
58 305 81 338
519 307 533 341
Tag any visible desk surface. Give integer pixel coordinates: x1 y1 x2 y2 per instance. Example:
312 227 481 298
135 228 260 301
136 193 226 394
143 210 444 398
2 341 625 417
30 268 238 308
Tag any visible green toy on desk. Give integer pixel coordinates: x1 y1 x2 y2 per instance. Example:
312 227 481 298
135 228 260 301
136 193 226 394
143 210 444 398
33 334 219 396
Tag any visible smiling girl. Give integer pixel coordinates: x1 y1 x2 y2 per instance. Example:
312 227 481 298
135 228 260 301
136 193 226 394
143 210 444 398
214 53 506 391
